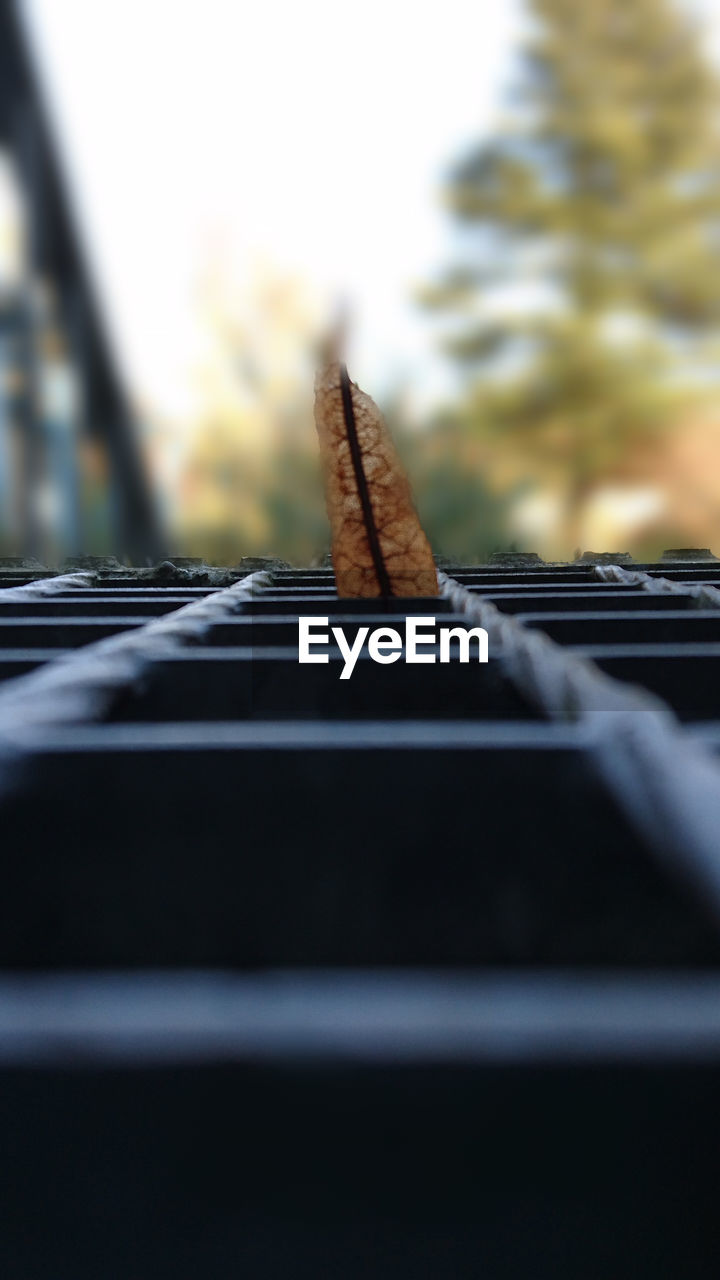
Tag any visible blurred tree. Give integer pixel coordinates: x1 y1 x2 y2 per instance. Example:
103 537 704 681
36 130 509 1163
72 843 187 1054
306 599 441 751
178 262 328 564
390 404 513 562
423 0 720 550
178 256 511 566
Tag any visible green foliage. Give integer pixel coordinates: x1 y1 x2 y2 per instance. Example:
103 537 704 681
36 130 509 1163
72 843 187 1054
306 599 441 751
426 0 720 540
411 443 514 563
390 409 513 562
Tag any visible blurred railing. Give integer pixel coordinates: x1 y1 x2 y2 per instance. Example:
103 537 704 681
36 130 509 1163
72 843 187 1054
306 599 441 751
0 0 162 564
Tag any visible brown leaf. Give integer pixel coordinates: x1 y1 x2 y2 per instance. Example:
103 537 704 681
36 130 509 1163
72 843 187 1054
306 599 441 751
314 361 438 598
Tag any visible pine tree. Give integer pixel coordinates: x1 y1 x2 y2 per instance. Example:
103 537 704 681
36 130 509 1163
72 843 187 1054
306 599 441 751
424 0 720 548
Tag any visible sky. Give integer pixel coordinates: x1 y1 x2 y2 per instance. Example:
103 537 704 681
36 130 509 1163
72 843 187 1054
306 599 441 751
21 0 521 421
19 0 720 424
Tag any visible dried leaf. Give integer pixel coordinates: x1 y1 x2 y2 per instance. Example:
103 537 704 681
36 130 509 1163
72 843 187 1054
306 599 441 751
314 361 439 598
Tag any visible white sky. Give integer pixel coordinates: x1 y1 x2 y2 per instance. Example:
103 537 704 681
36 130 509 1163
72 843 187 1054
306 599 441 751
21 0 521 420
19 0 720 422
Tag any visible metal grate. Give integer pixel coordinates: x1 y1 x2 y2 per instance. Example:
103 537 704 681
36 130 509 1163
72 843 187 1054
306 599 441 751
0 557 719 1277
